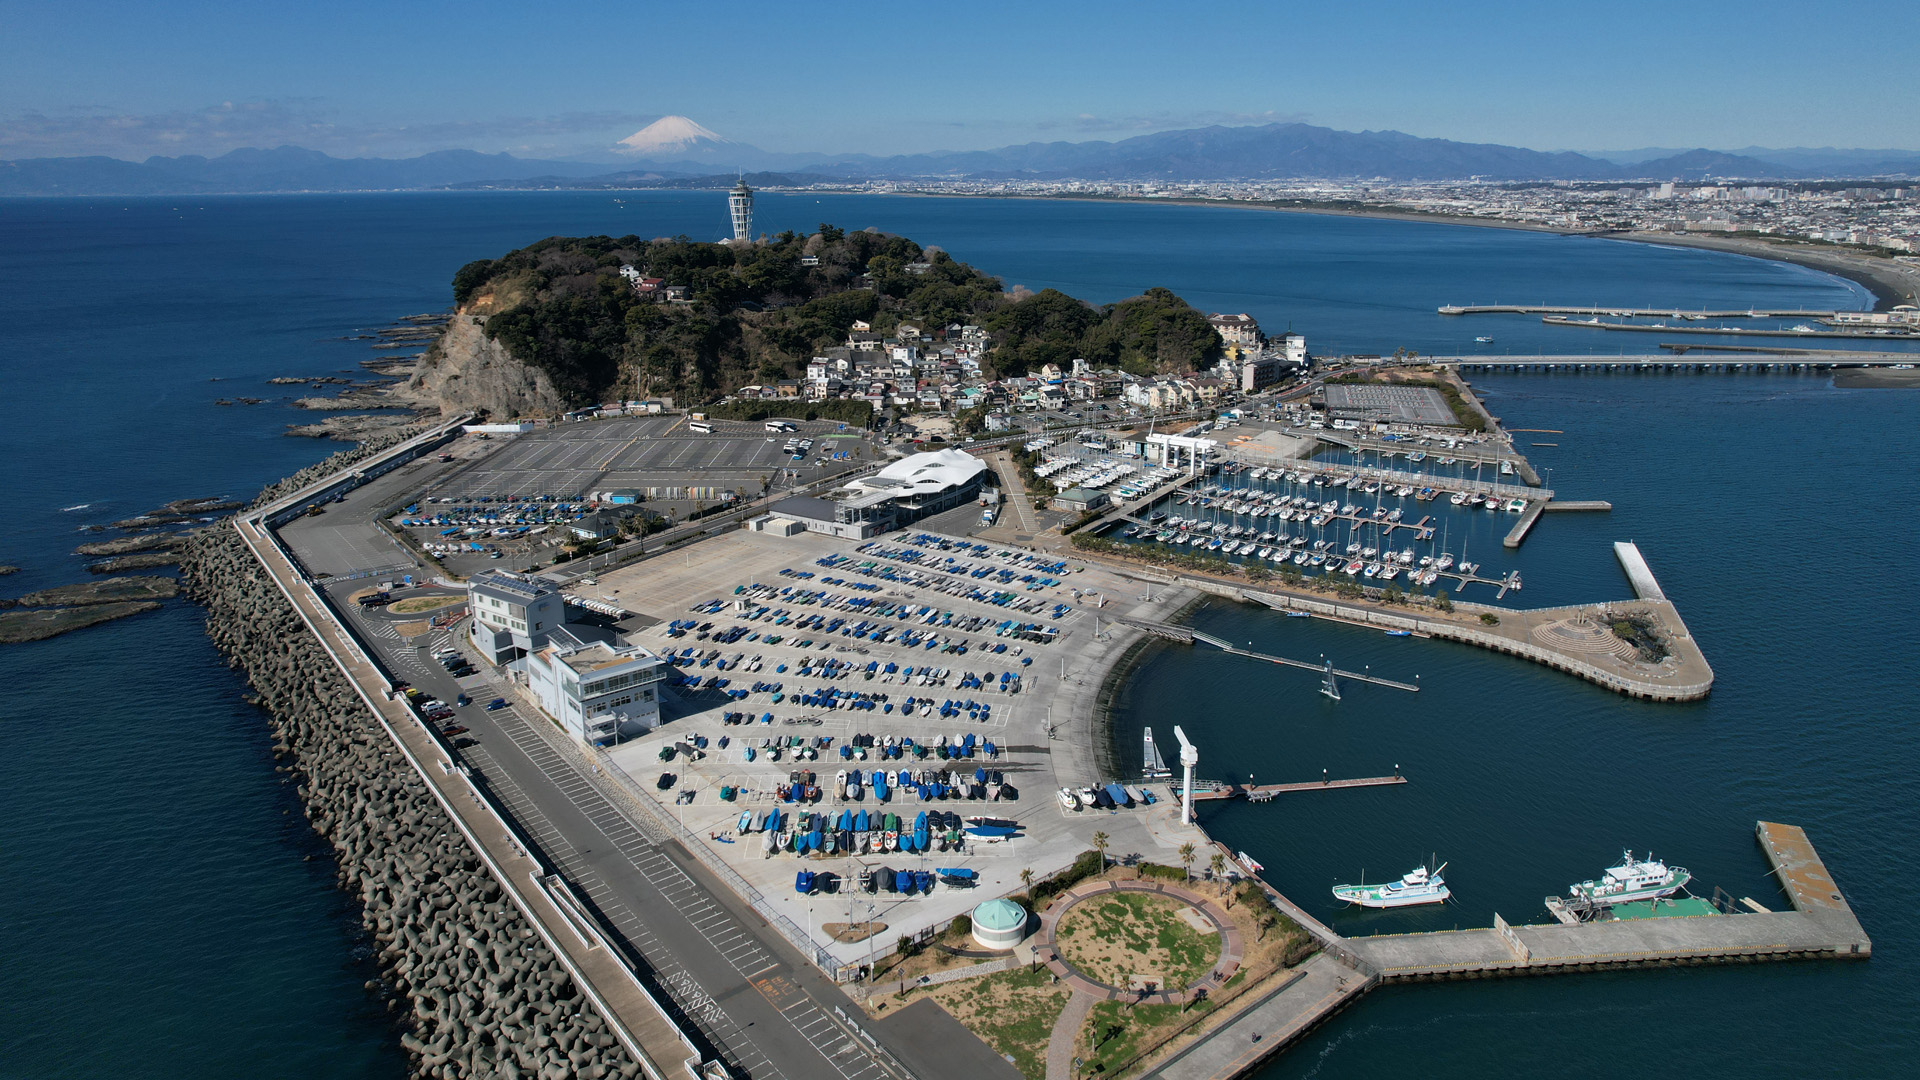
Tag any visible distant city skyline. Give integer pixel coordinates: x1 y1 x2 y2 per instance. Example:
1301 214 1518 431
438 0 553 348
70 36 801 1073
3 0 1916 161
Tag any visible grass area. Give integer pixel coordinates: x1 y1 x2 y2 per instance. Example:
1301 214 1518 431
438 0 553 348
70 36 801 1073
387 595 464 614
1055 893 1222 991
922 963 1068 1080
1078 999 1203 1078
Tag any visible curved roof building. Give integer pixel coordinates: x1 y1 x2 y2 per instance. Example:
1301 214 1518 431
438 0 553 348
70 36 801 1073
970 898 1030 951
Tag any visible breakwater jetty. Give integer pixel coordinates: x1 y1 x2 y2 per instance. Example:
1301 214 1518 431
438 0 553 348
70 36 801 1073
1093 558 1714 701
1139 822 1867 1080
181 426 706 1080
1431 353 1914 372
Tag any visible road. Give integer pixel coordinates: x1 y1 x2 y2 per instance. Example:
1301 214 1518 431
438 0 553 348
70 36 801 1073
277 454 925 1080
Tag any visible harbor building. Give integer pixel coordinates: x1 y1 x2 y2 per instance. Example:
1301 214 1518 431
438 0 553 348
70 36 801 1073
526 629 670 742
729 180 754 243
766 448 990 539
467 571 563 663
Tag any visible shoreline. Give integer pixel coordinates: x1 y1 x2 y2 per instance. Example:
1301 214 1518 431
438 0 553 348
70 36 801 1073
868 190 1918 312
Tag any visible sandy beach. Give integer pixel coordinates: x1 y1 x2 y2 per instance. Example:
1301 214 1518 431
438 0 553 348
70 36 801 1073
871 190 1920 311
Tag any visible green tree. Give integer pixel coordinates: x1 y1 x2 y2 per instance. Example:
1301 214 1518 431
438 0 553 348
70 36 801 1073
1179 842 1196 884
1092 832 1111 872
1434 590 1453 612
1209 853 1228 895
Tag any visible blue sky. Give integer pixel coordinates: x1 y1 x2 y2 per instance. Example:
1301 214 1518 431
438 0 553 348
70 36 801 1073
3 0 1916 160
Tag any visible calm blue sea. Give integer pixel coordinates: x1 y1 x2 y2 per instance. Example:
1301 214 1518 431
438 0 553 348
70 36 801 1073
1 191 1913 1077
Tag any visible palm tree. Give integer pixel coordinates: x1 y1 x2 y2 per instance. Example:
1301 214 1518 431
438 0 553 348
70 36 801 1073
1178 842 1196 884
1092 831 1110 872
1019 867 1034 898
1209 852 1227 893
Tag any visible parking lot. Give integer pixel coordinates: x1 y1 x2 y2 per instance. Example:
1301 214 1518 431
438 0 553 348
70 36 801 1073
588 526 1200 965
438 416 874 502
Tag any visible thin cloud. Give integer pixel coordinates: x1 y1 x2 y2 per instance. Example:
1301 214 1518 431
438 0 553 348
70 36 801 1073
1035 109 1314 134
0 101 657 160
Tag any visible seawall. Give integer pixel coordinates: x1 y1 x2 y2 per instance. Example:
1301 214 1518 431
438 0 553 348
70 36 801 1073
182 433 642 1080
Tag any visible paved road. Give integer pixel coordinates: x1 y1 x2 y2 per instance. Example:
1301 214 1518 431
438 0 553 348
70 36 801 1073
280 461 924 1080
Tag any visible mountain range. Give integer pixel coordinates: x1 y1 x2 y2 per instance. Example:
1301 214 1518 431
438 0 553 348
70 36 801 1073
4 119 1917 196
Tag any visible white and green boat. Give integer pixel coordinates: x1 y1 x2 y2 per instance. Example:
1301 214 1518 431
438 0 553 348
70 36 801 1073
1332 863 1450 908
1567 851 1690 905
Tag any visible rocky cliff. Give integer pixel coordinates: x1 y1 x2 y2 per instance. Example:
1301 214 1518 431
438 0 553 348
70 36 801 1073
409 311 566 420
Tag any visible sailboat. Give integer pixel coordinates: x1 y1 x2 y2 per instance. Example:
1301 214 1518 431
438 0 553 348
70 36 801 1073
1320 660 1341 702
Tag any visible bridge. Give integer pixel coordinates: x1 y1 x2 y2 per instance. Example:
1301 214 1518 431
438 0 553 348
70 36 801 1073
1439 304 1841 318
1429 353 1916 372
1107 616 1420 691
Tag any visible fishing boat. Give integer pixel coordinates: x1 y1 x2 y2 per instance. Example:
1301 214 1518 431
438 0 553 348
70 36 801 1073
1567 851 1690 905
1333 863 1450 908
1384 629 1412 637
1475 335 1495 343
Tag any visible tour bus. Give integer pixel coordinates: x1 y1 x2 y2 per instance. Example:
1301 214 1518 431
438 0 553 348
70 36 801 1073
688 420 714 434
765 420 797 433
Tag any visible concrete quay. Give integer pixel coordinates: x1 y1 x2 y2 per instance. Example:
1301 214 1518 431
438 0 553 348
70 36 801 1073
233 440 714 1080
1075 555 1715 701
1142 822 1866 1080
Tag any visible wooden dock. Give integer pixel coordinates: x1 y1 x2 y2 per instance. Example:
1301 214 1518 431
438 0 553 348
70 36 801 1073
1185 775 1407 803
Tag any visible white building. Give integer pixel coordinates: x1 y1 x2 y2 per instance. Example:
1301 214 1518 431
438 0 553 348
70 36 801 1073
768 448 990 539
729 181 754 243
468 571 564 663
527 629 671 742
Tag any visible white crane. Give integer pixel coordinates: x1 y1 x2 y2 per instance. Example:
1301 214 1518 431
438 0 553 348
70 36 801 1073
1173 725 1199 825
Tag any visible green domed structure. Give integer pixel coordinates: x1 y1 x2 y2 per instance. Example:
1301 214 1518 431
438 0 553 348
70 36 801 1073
970 898 1029 950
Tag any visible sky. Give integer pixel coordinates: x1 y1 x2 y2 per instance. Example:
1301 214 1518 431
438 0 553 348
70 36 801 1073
3 0 1917 162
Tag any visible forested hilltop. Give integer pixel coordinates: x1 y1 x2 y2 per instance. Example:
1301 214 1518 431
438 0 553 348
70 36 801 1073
439 226 1220 409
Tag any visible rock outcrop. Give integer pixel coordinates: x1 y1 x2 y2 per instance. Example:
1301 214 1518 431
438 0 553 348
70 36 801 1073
409 312 565 420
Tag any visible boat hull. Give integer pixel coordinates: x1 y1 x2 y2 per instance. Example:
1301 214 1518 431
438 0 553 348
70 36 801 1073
1331 884 1451 908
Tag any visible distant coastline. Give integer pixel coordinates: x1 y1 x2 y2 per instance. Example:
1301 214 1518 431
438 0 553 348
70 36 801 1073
873 189 1919 311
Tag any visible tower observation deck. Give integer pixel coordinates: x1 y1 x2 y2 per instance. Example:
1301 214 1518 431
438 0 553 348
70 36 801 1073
729 180 753 242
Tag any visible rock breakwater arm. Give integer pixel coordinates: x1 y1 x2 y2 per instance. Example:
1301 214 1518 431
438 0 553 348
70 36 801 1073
181 521 645 1080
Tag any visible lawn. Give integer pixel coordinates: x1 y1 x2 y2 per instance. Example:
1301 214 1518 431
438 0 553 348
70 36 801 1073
923 964 1069 1080
1054 892 1222 991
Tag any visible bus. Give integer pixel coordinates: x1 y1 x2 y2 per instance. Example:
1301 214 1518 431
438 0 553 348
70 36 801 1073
688 420 714 434
765 420 797 433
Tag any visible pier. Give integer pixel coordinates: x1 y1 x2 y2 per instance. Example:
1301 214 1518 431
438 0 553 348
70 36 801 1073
1145 822 1867 1080
1110 616 1420 691
1613 541 1665 601
1183 775 1407 802
1540 315 1917 341
1439 304 1841 318
1502 500 1546 548
1431 353 1915 373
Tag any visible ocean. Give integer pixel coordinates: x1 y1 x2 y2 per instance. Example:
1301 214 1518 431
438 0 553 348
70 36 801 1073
0 190 1913 1077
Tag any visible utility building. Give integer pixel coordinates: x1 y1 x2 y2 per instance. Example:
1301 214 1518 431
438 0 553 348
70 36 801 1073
467 571 564 663
526 629 670 742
